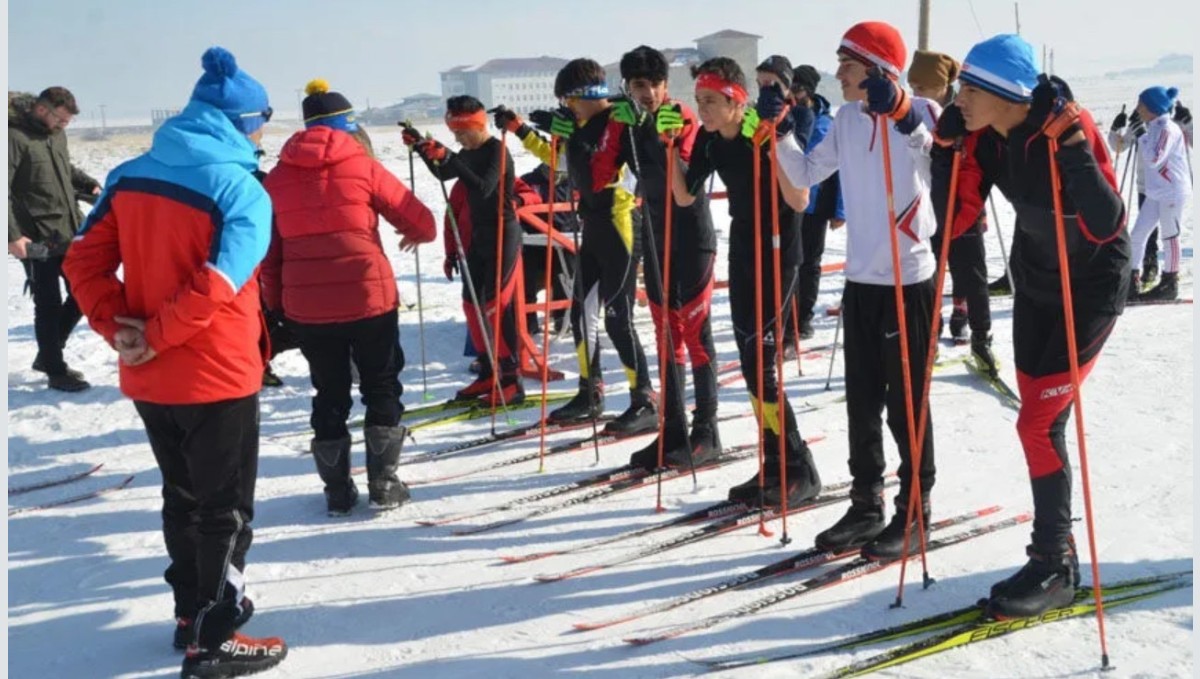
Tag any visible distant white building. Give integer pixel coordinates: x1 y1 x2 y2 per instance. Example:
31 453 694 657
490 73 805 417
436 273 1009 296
604 30 762 102
440 57 569 115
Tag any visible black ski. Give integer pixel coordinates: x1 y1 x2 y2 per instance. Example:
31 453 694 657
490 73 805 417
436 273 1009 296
8 463 104 495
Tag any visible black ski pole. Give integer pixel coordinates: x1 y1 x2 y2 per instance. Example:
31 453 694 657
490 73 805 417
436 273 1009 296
401 121 433 402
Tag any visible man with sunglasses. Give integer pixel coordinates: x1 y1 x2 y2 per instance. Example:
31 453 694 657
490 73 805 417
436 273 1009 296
64 47 287 678
8 86 101 391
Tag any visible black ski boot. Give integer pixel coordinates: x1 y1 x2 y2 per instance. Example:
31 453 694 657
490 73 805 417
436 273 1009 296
948 299 969 343
1142 258 1159 287
175 597 255 651
987 274 1012 296
814 488 886 552
1138 271 1178 301
986 541 1080 619
727 433 821 507
799 315 815 341
861 494 931 560
363 425 411 510
548 378 604 423
628 422 688 470
687 412 723 467
311 436 358 516
970 331 999 378
603 388 658 436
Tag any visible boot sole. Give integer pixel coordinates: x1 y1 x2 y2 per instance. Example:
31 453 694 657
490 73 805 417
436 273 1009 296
181 647 288 678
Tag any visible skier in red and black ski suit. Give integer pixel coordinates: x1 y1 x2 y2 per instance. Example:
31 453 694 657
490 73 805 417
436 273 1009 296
931 34 1129 619
598 45 723 470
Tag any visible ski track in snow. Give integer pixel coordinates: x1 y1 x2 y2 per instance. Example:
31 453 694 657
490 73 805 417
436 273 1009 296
7 73 1194 678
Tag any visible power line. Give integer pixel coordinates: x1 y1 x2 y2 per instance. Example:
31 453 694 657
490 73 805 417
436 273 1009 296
967 0 985 37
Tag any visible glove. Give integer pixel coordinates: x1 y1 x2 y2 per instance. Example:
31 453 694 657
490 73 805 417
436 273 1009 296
400 124 422 147
488 105 524 134
609 96 644 126
755 83 793 138
1110 105 1128 132
739 106 762 140
655 103 685 139
443 256 458 281
415 138 449 163
1026 75 1081 142
861 68 919 135
934 103 968 145
530 107 576 139
1128 108 1146 138
1174 102 1192 126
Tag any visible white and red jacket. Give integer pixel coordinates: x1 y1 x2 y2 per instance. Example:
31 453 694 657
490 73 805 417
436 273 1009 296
1140 115 1192 204
777 97 942 287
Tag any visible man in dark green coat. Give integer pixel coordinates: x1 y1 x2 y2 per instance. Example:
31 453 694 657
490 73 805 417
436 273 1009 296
9 87 101 391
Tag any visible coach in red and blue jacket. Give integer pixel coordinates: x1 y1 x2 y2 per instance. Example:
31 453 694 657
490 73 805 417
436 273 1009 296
63 47 288 676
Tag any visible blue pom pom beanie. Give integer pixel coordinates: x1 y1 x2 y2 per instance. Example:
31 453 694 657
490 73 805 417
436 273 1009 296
190 47 271 134
959 34 1039 103
1139 86 1179 116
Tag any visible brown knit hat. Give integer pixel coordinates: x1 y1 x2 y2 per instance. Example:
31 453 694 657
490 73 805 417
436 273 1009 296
908 50 961 90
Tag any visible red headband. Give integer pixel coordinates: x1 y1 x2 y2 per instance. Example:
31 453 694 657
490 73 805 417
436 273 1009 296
445 109 487 132
694 73 748 104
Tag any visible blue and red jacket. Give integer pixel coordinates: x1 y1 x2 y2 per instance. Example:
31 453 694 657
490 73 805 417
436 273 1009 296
63 100 272 404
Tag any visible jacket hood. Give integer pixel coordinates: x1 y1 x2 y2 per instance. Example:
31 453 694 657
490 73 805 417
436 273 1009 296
810 93 832 118
8 91 50 134
148 100 260 170
278 125 366 169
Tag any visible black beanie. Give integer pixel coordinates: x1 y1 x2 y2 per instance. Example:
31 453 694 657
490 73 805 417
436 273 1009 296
302 79 358 132
792 65 821 95
756 55 794 88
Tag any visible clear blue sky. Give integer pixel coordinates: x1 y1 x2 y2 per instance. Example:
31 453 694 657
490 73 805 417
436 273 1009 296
9 0 1193 121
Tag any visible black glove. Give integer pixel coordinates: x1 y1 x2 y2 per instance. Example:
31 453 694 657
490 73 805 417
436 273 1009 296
1128 108 1147 138
1174 102 1191 126
1110 105 1127 132
488 105 523 134
754 83 793 138
1026 75 1080 140
935 103 968 143
399 124 422 147
862 68 920 135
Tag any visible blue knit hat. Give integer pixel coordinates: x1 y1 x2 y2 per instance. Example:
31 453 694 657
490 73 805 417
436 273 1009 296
959 34 1038 103
190 47 271 134
1139 86 1179 116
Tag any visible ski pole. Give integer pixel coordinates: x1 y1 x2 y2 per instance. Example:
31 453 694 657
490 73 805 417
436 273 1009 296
767 123 793 546
790 297 804 376
750 119 773 539
435 164 513 429
1117 135 1134 197
403 126 433 402
988 194 1014 294
877 113 931 607
565 170 603 466
489 130 512 431
536 138 561 473
895 143 963 603
1048 133 1111 668
824 293 842 391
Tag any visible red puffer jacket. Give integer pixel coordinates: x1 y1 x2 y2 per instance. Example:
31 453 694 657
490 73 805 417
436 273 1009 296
262 126 435 324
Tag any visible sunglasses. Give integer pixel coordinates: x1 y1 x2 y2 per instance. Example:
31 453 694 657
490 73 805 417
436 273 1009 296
239 107 274 123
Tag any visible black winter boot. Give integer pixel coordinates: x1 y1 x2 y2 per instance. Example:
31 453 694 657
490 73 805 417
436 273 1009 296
548 378 604 423
1138 271 1178 301
311 437 358 516
603 387 658 435
814 488 886 552
986 541 1080 619
363 425 411 510
861 494 931 561
687 412 723 467
948 299 969 343
970 331 999 378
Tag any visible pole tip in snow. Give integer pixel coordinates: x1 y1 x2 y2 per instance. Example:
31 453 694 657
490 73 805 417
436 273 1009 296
923 573 936 589
1101 655 1112 671
889 596 905 610
654 505 666 514
779 535 792 546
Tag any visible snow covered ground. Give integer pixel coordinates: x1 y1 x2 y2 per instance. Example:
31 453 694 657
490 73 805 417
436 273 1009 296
7 72 1193 678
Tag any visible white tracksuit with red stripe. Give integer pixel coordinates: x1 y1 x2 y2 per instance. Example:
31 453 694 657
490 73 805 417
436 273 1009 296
1131 115 1192 274
775 95 944 504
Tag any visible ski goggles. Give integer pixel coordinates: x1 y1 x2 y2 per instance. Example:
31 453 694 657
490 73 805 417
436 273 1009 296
694 73 748 104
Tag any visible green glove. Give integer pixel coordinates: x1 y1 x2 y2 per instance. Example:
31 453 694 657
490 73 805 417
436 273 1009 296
610 97 644 126
740 107 762 140
550 113 576 139
655 104 684 136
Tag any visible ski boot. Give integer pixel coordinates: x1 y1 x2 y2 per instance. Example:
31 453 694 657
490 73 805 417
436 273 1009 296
815 487 886 552
861 494 931 560
311 436 358 516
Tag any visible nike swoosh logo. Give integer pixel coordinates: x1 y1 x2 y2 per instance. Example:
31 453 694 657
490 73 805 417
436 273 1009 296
885 331 900 339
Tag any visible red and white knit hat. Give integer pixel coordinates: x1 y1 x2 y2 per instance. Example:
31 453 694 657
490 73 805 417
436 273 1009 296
838 21 908 78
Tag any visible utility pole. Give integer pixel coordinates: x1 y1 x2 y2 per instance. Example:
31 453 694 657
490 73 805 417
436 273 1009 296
918 0 931 50
1014 2 1021 34
99 104 107 136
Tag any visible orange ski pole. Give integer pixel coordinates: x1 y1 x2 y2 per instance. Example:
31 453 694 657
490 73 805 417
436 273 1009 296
488 130 512 434
537 137 560 472
767 125 793 545
1048 134 1111 667
751 124 772 538
653 135 678 512
876 115 930 608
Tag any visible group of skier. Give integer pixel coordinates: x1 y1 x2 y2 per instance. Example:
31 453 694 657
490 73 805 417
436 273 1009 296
10 12 1191 676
